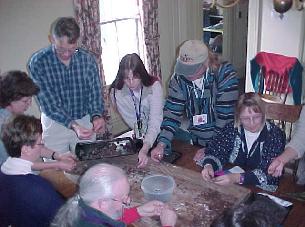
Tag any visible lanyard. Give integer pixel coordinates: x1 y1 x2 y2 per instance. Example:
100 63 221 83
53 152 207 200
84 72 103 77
192 68 209 113
130 86 143 130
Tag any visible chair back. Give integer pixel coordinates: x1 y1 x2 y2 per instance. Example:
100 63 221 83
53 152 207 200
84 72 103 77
264 101 302 141
251 52 303 104
264 101 303 177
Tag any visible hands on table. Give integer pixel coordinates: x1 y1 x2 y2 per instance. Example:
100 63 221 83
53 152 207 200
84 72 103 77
137 200 177 226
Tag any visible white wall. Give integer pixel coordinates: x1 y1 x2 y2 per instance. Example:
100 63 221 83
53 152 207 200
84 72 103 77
158 0 202 94
246 0 305 101
0 0 74 117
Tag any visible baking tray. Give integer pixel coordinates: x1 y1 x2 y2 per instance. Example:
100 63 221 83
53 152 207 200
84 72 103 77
75 137 138 161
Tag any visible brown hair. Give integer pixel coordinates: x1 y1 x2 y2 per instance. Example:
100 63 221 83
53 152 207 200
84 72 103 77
234 92 266 127
0 70 40 108
109 53 158 91
1 115 42 158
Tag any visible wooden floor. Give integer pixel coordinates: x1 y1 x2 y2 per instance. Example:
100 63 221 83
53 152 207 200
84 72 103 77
171 140 305 227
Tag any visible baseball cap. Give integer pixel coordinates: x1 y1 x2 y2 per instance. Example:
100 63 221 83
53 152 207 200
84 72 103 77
178 40 209 65
174 40 209 78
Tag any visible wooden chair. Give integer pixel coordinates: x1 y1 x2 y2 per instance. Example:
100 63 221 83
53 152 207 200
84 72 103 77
257 71 289 104
264 101 303 177
264 101 303 142
251 52 303 105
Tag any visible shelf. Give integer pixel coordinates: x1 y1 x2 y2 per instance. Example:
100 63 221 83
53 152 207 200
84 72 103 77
203 22 223 34
209 15 223 19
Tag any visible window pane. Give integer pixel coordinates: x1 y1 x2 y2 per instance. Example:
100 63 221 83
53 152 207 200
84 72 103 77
101 19 140 85
100 0 139 22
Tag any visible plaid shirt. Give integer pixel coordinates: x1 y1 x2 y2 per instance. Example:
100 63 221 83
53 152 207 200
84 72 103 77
28 45 104 127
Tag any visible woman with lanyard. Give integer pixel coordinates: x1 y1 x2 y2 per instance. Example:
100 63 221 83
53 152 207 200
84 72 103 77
199 92 285 192
109 53 163 167
151 40 239 162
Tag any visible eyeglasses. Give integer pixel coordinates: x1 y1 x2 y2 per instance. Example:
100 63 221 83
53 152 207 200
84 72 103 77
110 196 131 208
54 45 77 55
240 115 263 123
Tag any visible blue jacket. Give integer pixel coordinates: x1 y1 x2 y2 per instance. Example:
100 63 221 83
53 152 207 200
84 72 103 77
197 121 285 192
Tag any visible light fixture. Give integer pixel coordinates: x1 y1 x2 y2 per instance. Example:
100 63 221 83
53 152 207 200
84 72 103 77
273 0 305 19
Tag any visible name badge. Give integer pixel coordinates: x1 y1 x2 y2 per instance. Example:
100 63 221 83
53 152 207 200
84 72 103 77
193 114 207 126
134 120 147 139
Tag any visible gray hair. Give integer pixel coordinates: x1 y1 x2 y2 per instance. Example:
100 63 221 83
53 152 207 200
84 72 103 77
50 17 80 43
51 163 127 226
79 163 127 204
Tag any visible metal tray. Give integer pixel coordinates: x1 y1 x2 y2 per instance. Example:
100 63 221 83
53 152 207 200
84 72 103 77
75 137 138 161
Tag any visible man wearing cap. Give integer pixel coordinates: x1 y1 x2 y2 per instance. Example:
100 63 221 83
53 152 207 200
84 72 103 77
151 40 239 162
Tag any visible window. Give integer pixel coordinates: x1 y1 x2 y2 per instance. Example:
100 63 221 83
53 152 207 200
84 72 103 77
99 0 146 85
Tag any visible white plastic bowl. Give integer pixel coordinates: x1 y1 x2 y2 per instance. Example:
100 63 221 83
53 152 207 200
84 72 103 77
141 174 175 202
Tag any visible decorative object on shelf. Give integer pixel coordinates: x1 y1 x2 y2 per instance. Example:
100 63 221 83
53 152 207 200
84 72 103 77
294 0 305 10
203 0 240 9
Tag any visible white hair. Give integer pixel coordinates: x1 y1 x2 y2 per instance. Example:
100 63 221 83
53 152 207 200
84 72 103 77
79 163 126 204
51 163 127 227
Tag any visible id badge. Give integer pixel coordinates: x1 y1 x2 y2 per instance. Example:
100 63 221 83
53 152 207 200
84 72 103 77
134 121 144 139
193 114 207 126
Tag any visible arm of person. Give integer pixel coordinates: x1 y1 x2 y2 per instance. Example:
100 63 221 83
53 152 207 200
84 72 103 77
28 59 74 128
143 81 164 149
121 200 164 224
137 142 150 168
268 108 305 176
40 146 76 162
197 123 235 169
86 59 104 132
214 62 239 134
268 147 298 177
283 107 305 159
158 75 186 149
243 125 286 192
32 160 75 172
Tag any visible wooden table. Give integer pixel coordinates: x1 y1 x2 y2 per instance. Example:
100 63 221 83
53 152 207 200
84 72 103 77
41 140 250 227
171 140 305 227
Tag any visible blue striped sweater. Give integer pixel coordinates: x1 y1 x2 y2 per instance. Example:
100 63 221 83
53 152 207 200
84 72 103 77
158 62 239 149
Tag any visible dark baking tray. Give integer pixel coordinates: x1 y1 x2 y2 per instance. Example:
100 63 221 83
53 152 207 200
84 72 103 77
75 137 138 161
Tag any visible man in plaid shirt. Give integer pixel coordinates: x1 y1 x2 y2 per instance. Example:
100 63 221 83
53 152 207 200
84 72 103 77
28 17 105 154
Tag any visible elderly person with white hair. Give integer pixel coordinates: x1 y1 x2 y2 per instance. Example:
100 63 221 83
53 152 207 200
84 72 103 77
51 163 177 227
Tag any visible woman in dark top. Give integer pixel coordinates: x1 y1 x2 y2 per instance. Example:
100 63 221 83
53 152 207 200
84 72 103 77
198 92 285 192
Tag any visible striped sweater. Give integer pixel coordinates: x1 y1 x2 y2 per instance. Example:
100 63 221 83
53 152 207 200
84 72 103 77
158 62 239 149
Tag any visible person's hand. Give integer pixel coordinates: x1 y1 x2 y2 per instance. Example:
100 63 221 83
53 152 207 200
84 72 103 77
55 160 76 171
72 122 94 139
268 157 285 177
213 173 240 185
137 200 165 217
151 143 165 162
160 208 177 227
193 148 206 163
201 164 214 181
92 116 106 134
55 152 77 162
137 147 149 168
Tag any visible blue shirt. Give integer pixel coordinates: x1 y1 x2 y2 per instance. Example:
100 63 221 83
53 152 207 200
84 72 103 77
0 108 12 164
28 45 104 127
0 171 64 227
